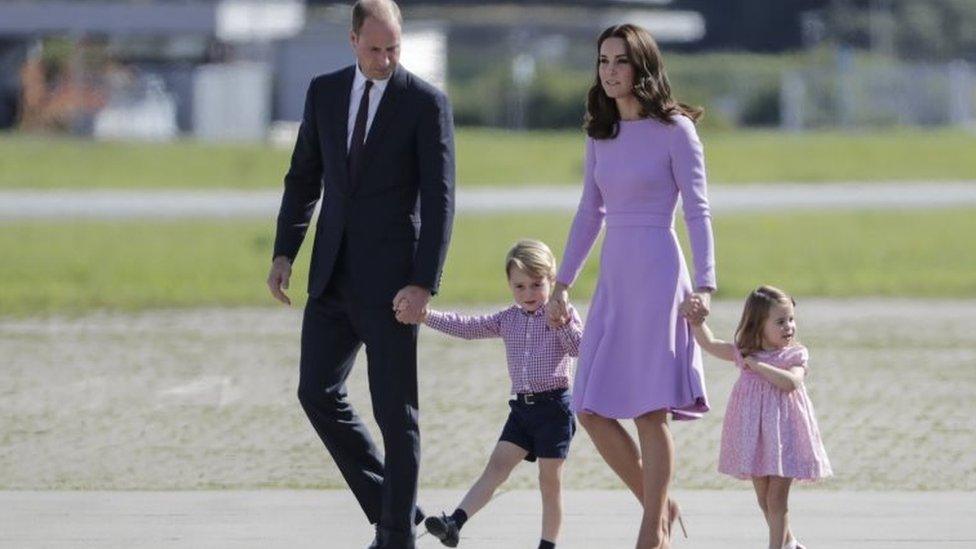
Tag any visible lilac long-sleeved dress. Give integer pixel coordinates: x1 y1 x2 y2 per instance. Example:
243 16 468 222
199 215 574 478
556 115 716 420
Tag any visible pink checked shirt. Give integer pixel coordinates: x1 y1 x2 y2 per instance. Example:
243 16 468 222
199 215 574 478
424 304 583 394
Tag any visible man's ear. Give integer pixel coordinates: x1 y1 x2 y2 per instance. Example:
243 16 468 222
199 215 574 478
349 31 358 48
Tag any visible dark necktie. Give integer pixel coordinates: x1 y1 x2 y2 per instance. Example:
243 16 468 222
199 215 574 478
347 79 373 185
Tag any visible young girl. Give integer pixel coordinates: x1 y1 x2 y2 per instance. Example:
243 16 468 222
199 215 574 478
422 239 582 549
683 286 832 549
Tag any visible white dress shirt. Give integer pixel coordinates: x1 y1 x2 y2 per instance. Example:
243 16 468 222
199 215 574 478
346 64 391 152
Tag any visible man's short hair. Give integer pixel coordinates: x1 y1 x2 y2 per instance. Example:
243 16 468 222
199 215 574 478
352 0 403 34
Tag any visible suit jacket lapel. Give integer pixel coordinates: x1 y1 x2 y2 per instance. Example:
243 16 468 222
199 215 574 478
331 66 355 193
350 67 405 194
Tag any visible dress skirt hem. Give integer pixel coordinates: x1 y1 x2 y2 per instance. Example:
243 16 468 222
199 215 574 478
574 396 709 421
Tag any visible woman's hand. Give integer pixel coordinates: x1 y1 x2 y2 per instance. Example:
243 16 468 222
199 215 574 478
680 290 712 325
679 295 703 325
693 288 712 316
548 282 570 328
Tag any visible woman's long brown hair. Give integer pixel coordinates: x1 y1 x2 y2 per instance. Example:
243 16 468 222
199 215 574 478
734 285 796 357
585 24 702 140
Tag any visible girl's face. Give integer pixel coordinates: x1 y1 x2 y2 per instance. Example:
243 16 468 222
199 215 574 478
508 268 551 313
598 37 635 99
761 302 796 350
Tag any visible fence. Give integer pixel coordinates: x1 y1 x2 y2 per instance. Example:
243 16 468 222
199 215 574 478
780 57 975 130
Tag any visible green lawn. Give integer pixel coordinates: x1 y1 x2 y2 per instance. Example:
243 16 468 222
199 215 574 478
2 129 975 189
2 209 973 316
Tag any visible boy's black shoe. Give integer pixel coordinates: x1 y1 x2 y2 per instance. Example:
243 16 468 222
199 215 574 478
424 513 460 547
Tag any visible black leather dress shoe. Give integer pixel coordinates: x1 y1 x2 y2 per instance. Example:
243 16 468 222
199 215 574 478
367 526 416 549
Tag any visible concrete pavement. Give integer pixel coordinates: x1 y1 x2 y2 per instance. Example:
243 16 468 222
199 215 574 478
3 489 974 548
2 182 976 219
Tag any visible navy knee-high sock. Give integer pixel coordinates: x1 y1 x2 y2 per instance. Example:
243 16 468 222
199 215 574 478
451 508 468 530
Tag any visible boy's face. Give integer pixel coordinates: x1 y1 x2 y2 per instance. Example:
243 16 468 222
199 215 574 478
508 268 551 313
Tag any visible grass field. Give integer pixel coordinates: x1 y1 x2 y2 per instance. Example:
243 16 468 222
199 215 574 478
2 209 974 316
2 129 975 189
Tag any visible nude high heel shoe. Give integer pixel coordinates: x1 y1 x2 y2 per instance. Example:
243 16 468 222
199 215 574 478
666 498 688 539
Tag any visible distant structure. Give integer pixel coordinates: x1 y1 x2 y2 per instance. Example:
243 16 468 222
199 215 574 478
6 1 964 135
0 0 700 141
0 0 447 141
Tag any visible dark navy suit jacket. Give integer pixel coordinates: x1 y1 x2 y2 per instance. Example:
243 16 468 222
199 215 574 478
273 65 455 305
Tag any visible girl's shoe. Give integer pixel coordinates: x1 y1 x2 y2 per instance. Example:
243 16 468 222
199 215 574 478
667 498 688 539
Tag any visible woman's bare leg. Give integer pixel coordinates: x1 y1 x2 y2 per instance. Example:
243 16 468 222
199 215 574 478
577 411 644 501
634 409 673 549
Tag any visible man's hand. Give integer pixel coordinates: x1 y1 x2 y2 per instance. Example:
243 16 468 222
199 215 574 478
267 256 293 306
547 282 571 328
393 285 431 324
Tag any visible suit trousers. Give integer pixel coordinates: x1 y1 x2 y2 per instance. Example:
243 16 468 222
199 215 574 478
297 241 420 547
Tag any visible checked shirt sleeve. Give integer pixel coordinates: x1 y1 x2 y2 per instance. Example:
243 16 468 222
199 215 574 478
425 309 504 340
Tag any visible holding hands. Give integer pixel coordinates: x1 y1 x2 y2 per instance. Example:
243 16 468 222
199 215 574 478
547 282 571 328
679 291 712 326
393 285 431 324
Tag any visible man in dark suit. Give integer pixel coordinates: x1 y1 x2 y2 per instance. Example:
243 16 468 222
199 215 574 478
266 1 455 547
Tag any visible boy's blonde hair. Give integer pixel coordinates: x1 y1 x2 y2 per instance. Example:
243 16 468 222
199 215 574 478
505 239 557 281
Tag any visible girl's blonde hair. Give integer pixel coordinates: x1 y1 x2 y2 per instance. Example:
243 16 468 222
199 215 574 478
505 239 557 281
734 285 796 356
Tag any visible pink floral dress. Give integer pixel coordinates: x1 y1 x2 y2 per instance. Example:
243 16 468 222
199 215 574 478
718 344 832 481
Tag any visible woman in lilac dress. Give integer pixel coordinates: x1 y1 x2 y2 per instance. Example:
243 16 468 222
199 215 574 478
548 24 716 549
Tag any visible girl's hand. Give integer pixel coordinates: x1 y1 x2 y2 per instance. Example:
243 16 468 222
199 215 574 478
548 282 570 328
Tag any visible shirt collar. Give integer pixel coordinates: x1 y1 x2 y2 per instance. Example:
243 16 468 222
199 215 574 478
353 63 391 95
517 303 548 317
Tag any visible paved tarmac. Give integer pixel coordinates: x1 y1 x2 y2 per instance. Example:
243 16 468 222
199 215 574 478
2 182 975 219
3 489 974 548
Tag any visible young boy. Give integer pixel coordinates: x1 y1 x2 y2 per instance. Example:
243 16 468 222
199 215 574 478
421 239 582 549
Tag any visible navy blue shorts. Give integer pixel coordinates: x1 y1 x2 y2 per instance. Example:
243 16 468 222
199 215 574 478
499 388 576 462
